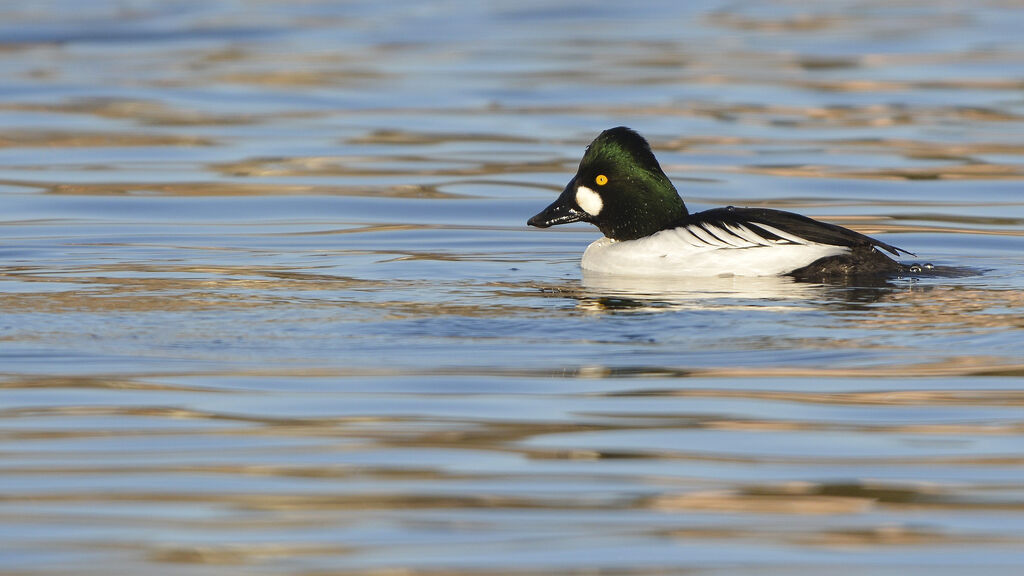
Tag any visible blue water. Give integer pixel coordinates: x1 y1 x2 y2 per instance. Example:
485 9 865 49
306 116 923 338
1 1 1023 574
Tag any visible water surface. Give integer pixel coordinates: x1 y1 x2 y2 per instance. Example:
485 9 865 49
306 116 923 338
1 1 1023 574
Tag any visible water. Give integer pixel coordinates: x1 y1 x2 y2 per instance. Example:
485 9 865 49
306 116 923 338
2 1 1024 574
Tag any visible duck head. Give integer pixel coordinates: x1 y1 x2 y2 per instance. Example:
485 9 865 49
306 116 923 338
527 127 688 241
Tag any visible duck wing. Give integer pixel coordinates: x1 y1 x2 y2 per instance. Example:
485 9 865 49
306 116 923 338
685 207 913 258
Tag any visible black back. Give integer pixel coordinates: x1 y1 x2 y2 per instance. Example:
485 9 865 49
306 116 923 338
685 207 912 257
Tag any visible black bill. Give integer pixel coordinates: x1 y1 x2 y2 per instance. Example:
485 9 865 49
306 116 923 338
527 179 587 228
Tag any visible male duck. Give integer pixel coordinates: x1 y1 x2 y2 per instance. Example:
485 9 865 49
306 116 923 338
527 127 912 279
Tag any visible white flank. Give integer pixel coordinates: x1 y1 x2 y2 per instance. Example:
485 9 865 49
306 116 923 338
575 185 603 216
580 227 850 277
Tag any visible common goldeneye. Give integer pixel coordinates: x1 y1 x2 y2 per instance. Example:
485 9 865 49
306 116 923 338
527 126 913 279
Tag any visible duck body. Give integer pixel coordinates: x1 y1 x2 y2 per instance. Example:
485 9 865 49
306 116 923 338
581 206 905 278
528 127 911 279
581 210 851 277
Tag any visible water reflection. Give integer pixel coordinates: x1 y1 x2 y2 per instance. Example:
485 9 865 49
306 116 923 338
580 270 827 311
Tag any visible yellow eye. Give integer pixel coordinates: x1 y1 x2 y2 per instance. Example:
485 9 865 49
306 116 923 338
595 174 608 186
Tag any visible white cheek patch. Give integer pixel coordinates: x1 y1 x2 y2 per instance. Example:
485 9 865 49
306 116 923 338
575 185 603 217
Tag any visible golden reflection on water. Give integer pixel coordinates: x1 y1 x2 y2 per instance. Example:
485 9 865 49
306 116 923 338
0 131 214 148
0 98 281 125
738 162 1024 182
215 155 572 179
32 181 463 198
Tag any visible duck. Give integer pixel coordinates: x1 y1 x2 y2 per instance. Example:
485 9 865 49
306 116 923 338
527 126 913 279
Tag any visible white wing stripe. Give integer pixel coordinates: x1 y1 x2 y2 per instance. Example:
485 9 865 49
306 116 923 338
686 225 730 247
672 226 712 247
722 223 775 246
699 223 752 247
663 220 837 250
748 222 818 246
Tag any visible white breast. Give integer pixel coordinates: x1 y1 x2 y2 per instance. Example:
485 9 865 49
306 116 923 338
580 223 849 277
